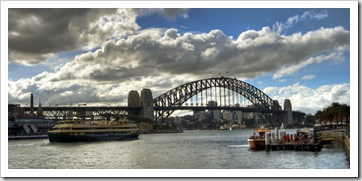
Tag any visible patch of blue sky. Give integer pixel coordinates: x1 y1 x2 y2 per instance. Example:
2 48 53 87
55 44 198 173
8 63 51 81
8 48 101 81
136 8 350 39
247 54 350 91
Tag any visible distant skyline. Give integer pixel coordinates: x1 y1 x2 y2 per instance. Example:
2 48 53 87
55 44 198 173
6 5 352 115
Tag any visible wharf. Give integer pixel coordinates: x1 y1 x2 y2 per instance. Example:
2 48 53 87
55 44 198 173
266 142 322 152
262 127 323 152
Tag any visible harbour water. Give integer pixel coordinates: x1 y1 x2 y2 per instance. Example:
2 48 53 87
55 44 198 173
8 129 349 170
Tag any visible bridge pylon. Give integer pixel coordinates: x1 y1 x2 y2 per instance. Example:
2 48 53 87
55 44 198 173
128 90 141 116
127 89 154 121
140 89 154 121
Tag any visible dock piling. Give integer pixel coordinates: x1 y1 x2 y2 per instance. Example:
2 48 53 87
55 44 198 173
264 128 322 152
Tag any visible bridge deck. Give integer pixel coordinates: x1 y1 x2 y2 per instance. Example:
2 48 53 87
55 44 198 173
21 106 304 114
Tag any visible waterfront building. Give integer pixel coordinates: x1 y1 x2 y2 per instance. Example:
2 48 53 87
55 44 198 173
137 122 154 133
222 110 233 121
207 101 221 120
198 111 206 120
233 104 243 122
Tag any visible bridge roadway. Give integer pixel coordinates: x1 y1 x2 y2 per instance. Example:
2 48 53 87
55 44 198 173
23 106 139 112
22 106 305 117
154 106 306 117
23 106 279 113
155 106 282 113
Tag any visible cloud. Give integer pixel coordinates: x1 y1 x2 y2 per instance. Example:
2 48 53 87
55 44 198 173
7 9 350 116
9 9 140 65
301 10 328 20
301 74 315 80
61 26 348 82
263 83 350 114
237 26 348 78
273 10 329 33
8 8 189 65
273 51 345 79
8 25 349 107
8 71 193 107
132 8 189 19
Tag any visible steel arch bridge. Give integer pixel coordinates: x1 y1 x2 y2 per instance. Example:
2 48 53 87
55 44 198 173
154 77 282 126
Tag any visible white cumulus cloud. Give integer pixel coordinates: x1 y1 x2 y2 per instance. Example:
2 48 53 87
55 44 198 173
263 83 350 114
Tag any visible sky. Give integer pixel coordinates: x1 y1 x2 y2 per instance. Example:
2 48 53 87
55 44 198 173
7 6 352 115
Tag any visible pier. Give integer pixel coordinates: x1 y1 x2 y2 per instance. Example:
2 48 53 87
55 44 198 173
263 127 323 152
266 142 322 151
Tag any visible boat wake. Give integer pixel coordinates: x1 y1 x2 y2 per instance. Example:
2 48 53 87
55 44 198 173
228 144 249 148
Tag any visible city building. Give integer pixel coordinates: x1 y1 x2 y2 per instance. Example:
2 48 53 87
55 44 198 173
207 101 221 120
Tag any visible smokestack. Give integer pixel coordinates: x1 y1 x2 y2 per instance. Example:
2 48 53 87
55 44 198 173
30 93 34 113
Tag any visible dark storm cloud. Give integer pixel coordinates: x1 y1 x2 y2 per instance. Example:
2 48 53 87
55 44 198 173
8 8 189 65
9 9 88 54
8 8 138 65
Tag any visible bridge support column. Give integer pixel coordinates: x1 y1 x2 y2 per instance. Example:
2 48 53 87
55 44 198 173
128 90 141 116
140 89 154 121
283 110 293 127
283 99 293 127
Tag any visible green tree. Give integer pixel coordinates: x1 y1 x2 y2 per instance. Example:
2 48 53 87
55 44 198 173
325 107 334 125
314 102 350 128
341 104 350 126
331 102 341 126
315 110 323 124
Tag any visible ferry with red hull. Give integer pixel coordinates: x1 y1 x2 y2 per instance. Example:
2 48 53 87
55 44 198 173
47 118 140 143
247 127 271 150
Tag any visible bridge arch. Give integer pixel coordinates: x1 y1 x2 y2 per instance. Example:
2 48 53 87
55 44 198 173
153 77 281 125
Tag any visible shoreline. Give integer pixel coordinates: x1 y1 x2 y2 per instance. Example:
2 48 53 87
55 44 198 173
8 135 48 140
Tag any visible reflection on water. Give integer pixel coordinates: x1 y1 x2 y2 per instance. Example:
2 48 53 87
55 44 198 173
8 130 349 169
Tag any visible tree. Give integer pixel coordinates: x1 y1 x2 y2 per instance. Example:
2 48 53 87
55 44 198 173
315 110 323 124
314 102 350 128
325 107 334 126
341 104 350 126
331 104 339 127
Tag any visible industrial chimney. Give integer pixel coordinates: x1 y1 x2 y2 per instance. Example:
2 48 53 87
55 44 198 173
30 93 34 114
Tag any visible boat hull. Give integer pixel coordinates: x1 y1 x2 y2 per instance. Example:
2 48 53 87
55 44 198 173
248 138 266 150
47 132 140 143
321 137 335 144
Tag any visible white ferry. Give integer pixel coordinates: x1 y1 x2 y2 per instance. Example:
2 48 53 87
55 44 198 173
47 118 140 142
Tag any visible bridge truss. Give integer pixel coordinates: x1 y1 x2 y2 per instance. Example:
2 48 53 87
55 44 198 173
154 77 282 126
